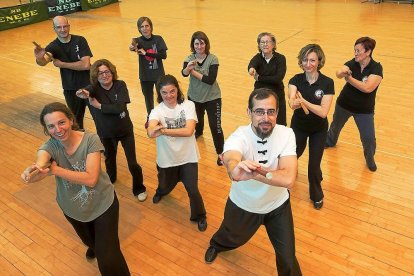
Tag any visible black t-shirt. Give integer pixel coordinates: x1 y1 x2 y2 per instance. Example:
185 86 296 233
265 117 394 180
134 34 167 82
86 80 133 138
337 58 383 114
46 35 93 90
247 52 287 98
289 72 335 132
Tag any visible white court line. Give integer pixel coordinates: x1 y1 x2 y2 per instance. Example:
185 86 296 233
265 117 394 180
0 55 56 72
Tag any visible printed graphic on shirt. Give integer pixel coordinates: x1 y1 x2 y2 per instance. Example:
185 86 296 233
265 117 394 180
165 110 186 129
75 44 80 60
147 45 158 70
362 76 368 83
65 159 96 208
314 89 324 99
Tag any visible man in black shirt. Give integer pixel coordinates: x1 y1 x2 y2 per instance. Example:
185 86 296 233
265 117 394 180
34 15 93 129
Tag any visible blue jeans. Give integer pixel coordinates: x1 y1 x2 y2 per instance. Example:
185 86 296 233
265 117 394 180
326 103 376 165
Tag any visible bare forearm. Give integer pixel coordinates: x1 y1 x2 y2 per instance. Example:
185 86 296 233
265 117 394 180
53 166 98 187
255 168 296 189
161 127 193 137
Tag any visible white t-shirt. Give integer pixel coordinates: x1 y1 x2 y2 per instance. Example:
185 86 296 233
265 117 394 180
224 124 296 214
149 100 200 168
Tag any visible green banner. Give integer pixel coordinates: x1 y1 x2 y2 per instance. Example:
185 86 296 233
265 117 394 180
80 0 118 11
45 0 82 17
0 2 49 31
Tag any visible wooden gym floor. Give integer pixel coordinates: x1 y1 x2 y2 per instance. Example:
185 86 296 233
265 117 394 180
0 0 413 275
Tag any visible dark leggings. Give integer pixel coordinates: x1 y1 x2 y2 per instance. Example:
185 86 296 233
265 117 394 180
291 123 327 202
140 81 156 116
64 89 86 129
101 132 146 196
64 193 130 276
276 94 287 126
189 97 224 154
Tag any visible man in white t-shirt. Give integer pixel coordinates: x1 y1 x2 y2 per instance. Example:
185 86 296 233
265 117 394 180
205 88 302 275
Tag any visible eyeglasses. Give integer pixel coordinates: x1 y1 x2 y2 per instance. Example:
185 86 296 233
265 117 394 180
260 40 273 46
251 109 277 116
54 25 70 30
98 70 112 76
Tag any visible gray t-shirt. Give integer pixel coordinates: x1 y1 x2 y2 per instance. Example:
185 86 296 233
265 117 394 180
185 53 221 103
39 131 114 222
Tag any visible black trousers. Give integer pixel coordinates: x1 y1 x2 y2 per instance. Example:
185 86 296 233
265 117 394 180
156 163 206 221
210 198 301 276
291 124 327 202
101 132 146 196
189 97 224 154
64 193 130 276
140 81 156 116
276 94 287 126
64 89 86 130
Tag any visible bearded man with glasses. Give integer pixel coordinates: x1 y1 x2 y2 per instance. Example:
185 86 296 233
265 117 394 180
205 88 302 276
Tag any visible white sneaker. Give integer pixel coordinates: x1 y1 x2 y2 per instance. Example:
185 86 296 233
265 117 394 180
136 191 148 202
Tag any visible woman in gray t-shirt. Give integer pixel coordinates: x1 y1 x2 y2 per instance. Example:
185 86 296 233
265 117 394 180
182 31 225 166
21 102 130 276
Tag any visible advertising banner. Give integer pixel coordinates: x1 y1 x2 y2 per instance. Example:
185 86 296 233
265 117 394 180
0 2 49 31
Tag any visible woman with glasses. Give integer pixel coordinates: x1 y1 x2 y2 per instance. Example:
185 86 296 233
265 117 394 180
21 102 130 275
325 37 383 172
147 75 208 232
76 59 147 202
182 31 225 166
129 16 168 128
248 32 287 126
288 44 334 210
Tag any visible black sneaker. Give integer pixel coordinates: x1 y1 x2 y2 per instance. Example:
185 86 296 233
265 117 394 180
205 246 218 264
85 248 95 260
153 193 162 204
313 199 323 210
197 217 207 232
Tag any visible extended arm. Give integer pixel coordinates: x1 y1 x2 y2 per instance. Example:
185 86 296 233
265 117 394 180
21 150 52 183
34 44 53 66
